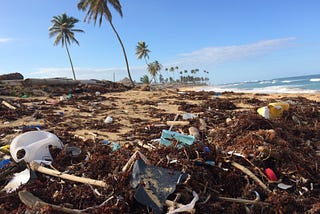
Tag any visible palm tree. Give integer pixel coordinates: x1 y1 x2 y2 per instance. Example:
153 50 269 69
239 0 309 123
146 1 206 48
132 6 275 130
140 74 150 84
169 67 175 82
77 0 134 86
136 41 150 64
148 60 162 83
49 13 84 80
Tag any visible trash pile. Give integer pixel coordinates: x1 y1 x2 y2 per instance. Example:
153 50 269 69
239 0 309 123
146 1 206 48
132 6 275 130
0 87 319 213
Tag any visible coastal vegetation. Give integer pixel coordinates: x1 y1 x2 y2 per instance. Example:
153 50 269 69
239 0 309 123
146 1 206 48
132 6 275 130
77 0 134 86
136 41 163 84
49 13 84 80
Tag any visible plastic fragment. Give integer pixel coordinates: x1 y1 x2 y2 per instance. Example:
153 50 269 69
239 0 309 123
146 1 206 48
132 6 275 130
0 159 10 169
265 168 277 181
166 191 199 214
104 116 113 124
2 168 30 193
278 183 293 190
160 130 195 148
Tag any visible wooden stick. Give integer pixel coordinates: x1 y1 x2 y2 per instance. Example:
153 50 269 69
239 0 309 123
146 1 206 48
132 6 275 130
122 150 150 172
29 161 108 188
169 113 180 131
218 196 270 206
1 100 16 109
231 161 271 193
166 121 190 126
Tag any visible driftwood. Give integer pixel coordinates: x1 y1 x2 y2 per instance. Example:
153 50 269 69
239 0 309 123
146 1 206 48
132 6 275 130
166 121 190 126
1 100 16 109
29 161 108 188
231 161 272 193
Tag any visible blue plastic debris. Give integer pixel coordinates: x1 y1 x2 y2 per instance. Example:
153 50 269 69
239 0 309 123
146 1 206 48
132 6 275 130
102 140 120 151
204 146 210 153
111 142 120 151
20 125 42 131
0 159 10 169
160 130 195 148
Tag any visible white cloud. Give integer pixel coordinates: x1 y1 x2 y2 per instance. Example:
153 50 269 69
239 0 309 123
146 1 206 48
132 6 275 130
169 37 296 67
27 65 147 81
0 37 12 43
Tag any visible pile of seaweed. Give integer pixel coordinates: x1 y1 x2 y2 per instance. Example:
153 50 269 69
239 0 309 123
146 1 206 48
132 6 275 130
0 89 319 213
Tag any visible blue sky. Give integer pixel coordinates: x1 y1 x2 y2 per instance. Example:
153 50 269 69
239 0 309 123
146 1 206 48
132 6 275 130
0 0 319 84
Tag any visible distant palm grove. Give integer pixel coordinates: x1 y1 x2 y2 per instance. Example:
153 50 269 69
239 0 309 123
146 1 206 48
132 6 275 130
48 0 209 86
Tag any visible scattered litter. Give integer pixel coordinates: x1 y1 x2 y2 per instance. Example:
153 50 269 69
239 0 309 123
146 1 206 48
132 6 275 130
166 191 199 214
1 100 17 109
10 131 63 163
131 158 185 214
278 183 293 190
0 159 10 169
265 168 277 181
104 116 113 124
160 129 195 147
2 168 30 193
182 113 197 120
188 126 200 139
257 102 289 119
102 140 120 151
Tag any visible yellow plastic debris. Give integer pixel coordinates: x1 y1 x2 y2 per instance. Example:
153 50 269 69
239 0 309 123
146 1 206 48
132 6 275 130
0 144 10 154
257 102 289 119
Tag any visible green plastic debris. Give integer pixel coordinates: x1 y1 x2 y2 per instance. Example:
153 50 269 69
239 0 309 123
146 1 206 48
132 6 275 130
160 129 195 148
67 94 72 99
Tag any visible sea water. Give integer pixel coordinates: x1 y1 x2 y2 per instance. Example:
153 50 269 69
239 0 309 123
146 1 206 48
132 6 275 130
202 74 320 94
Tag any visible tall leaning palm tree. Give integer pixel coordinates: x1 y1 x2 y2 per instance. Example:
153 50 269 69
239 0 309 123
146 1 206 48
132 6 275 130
77 0 134 86
49 13 84 80
136 41 150 65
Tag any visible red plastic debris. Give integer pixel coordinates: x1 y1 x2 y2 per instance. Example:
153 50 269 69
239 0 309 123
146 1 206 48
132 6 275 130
265 168 277 181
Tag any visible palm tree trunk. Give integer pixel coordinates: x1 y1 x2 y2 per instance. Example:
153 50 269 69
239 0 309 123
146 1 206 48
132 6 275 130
65 44 76 80
108 20 134 86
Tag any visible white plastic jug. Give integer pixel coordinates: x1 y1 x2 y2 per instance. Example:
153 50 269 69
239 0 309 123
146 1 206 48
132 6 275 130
10 131 63 163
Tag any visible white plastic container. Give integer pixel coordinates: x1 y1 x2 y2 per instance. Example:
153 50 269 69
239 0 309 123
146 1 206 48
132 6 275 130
10 131 63 163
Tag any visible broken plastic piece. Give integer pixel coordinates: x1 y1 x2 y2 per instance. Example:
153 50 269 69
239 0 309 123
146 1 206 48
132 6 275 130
0 159 10 169
10 131 63 163
182 113 197 120
278 183 293 190
2 168 30 193
160 130 195 148
265 168 277 181
131 159 184 214
166 191 199 214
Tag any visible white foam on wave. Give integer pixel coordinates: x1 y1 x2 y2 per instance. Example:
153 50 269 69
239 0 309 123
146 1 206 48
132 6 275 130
194 85 318 94
310 78 320 82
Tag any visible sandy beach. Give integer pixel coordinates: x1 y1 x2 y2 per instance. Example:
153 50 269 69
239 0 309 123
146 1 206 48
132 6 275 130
0 83 319 213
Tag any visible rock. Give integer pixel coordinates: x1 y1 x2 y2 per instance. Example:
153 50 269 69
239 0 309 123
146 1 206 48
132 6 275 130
0 72 24 80
189 126 200 139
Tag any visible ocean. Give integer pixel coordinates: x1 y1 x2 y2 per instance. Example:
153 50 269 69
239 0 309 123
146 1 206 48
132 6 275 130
203 74 320 94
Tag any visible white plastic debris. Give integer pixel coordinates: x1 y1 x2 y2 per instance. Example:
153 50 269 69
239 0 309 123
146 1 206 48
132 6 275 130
104 116 113 124
167 191 199 214
10 131 63 163
2 168 30 193
277 183 293 190
182 113 197 120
